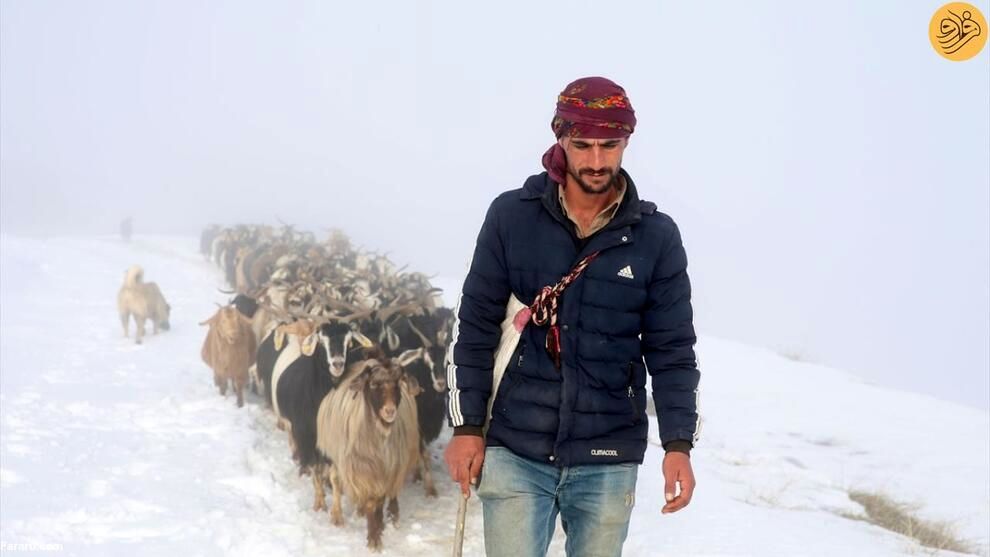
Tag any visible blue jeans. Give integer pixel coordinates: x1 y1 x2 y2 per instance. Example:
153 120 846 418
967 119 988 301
477 446 639 557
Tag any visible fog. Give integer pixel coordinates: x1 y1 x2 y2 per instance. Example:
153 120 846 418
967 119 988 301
2 0 988 410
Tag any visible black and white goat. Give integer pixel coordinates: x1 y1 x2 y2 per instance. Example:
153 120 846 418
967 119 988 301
270 320 373 467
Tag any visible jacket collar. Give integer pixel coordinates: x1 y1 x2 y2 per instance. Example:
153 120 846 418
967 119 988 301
521 169 652 233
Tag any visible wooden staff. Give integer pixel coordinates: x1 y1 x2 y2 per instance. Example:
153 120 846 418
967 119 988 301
453 493 467 557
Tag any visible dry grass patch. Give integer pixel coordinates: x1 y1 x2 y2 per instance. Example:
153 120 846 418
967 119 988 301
841 490 977 555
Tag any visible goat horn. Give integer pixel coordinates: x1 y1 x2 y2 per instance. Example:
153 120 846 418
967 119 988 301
377 302 423 323
341 310 376 324
407 320 433 349
304 297 324 314
319 297 362 314
265 303 293 321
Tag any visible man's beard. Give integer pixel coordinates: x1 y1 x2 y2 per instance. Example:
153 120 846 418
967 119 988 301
566 164 621 195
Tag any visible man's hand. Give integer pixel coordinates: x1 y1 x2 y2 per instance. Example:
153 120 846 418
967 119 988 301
661 451 695 514
444 435 485 498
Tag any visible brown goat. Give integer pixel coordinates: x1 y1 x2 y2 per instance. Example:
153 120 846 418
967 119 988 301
315 356 420 551
201 305 257 407
272 318 319 350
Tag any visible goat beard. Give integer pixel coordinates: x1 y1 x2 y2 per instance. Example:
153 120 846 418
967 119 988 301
219 328 239 344
374 415 397 437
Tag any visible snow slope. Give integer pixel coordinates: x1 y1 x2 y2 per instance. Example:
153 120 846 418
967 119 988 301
0 234 987 556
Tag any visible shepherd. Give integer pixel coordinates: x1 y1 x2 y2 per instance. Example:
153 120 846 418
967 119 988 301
444 76 701 556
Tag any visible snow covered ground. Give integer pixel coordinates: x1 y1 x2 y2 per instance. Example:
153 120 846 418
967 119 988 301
1 234 987 557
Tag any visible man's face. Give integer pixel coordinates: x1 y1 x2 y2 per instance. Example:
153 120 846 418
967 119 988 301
560 136 628 195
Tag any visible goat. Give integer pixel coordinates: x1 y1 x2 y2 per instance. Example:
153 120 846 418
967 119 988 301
386 347 440 497
269 320 372 455
264 318 320 412
200 305 257 407
379 310 454 497
315 354 421 551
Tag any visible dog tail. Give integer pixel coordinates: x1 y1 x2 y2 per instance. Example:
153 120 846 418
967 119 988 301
124 265 144 288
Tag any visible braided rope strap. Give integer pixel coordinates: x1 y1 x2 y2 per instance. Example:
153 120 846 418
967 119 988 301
512 251 601 369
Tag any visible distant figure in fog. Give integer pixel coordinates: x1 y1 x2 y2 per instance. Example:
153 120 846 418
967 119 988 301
120 217 133 243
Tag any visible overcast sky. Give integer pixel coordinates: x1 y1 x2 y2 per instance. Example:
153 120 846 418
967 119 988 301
2 0 988 409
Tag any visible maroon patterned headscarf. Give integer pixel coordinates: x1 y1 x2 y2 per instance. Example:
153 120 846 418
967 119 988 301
541 77 637 186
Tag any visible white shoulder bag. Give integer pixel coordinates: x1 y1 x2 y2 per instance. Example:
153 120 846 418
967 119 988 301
485 293 529 433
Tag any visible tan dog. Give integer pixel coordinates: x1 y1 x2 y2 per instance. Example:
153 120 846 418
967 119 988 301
117 265 171 344
201 305 257 407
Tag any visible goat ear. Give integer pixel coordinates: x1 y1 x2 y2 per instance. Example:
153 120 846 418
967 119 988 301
348 361 375 392
198 313 218 326
349 374 367 394
403 373 423 397
301 333 318 357
349 331 374 349
395 348 422 369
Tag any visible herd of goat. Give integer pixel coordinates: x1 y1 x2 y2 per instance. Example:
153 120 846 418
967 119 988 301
197 224 455 551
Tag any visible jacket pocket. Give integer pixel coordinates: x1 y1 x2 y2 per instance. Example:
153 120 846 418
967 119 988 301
496 341 525 414
627 361 642 424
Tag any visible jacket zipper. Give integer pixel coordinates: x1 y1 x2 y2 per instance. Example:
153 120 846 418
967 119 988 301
627 362 638 416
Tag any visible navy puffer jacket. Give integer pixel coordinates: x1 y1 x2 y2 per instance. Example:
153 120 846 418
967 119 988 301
446 170 700 467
